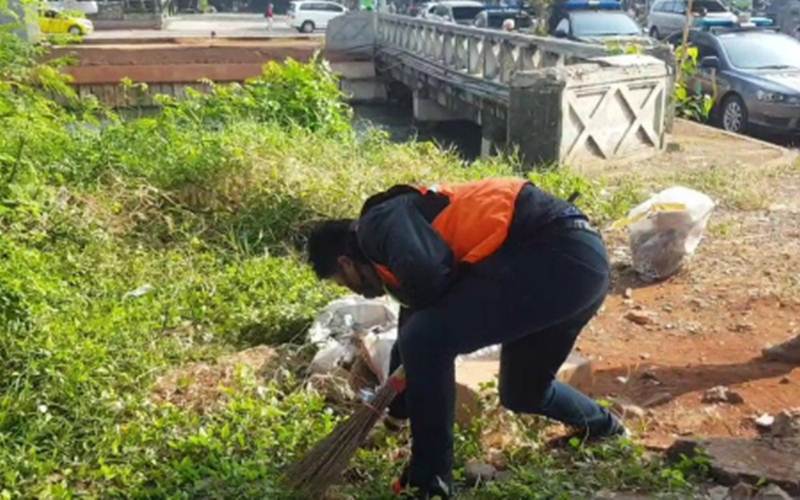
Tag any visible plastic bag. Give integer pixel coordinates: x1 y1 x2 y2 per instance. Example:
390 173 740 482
622 186 714 282
308 296 398 380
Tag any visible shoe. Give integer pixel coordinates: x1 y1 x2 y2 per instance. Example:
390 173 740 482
547 414 629 449
392 464 451 499
763 334 800 364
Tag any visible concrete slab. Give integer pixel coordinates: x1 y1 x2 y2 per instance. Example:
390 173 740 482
454 352 594 425
668 437 800 495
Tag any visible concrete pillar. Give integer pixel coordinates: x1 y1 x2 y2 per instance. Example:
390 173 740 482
479 109 507 159
331 61 387 103
412 91 468 122
507 75 566 169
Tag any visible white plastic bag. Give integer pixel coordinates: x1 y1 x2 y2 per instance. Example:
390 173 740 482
623 186 714 282
308 296 398 380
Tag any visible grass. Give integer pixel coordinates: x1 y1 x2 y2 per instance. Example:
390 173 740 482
0 31 715 498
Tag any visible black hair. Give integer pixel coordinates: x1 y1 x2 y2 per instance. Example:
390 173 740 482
306 218 365 279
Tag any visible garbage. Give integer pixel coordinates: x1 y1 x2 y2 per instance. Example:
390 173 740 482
307 296 399 383
616 187 714 282
123 283 154 299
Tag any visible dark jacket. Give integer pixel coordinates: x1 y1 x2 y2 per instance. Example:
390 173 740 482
355 179 579 309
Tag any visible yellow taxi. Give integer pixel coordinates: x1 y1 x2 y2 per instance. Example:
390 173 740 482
38 9 94 36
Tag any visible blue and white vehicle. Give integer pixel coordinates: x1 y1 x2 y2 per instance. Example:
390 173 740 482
549 0 652 44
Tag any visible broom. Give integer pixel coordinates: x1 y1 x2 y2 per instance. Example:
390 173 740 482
284 365 406 498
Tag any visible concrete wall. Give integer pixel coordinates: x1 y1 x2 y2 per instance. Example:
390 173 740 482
325 12 377 59
509 54 669 167
92 1 166 30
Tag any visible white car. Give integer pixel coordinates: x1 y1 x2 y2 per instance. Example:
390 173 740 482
47 0 98 16
647 0 736 39
288 1 347 33
426 1 485 24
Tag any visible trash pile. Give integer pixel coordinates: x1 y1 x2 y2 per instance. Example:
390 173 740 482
307 296 399 398
617 186 715 282
306 296 504 401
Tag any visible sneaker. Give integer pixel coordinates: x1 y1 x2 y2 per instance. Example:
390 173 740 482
392 465 451 499
763 334 800 364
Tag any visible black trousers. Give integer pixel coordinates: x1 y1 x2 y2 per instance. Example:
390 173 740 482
387 226 614 489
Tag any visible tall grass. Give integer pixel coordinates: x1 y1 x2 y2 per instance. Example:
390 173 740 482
0 32 703 499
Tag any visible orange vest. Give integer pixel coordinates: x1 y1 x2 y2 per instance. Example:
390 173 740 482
373 178 526 288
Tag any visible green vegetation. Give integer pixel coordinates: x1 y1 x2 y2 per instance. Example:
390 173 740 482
0 31 709 498
674 45 715 122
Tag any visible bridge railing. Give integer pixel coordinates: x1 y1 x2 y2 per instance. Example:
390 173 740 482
376 14 610 86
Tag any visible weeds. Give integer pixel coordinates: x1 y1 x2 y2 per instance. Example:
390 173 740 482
0 33 707 498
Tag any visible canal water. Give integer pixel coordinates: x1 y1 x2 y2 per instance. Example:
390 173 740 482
351 101 483 161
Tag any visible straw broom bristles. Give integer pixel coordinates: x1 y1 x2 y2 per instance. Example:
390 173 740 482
284 366 406 498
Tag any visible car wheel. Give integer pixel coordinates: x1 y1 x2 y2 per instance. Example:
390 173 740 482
68 26 82 36
720 94 748 134
649 26 659 39
301 21 314 33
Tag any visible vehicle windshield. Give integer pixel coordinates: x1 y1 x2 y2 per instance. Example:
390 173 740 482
691 0 727 13
720 33 800 70
452 6 484 20
488 13 533 28
571 12 641 36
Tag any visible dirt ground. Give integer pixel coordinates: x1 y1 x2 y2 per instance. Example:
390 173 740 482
577 122 800 450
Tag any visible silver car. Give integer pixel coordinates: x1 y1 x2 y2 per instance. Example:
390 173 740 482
673 27 800 135
647 0 737 38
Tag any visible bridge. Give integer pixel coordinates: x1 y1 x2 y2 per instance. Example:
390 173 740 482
327 13 673 167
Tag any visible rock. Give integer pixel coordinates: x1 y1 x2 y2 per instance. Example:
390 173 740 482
642 391 673 408
730 482 755 499
762 335 800 364
707 485 730 500
640 370 660 383
667 438 800 496
755 484 793 500
625 310 658 326
623 288 633 299
616 376 629 384
755 414 775 430
703 386 745 405
689 297 707 309
639 353 651 360
612 398 646 419
464 461 496 485
771 410 800 439
779 377 790 385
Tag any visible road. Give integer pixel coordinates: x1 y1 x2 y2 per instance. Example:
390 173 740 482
87 13 323 40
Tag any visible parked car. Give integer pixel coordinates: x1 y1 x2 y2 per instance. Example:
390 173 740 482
473 7 536 31
46 0 98 16
669 25 800 135
764 0 800 40
647 0 736 39
39 8 94 35
550 0 650 44
415 2 437 16
288 1 347 33
426 1 485 24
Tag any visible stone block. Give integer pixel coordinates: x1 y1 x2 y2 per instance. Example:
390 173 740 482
667 437 800 496
454 352 594 425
